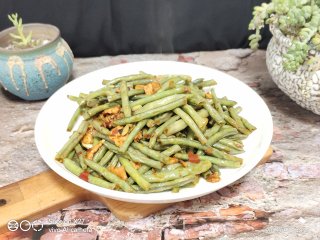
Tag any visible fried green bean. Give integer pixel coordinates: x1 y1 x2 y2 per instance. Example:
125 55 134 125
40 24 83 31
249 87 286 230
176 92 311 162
173 108 207 144
240 116 257 131
85 159 134 192
204 124 221 138
182 104 208 131
119 120 147 153
223 114 251 135
115 97 186 125
106 72 154 86
98 150 115 166
108 89 145 102
195 80 217 88
130 86 189 107
135 94 188 114
67 107 81 131
64 158 116 189
131 142 169 163
229 107 245 128
174 153 242 168
143 160 211 182
56 121 89 160
120 81 132 117
127 147 163 169
83 102 119 120
91 119 110 135
92 145 108 162
161 145 182 156
149 115 180 148
207 128 238 146
119 157 151 191
165 109 209 136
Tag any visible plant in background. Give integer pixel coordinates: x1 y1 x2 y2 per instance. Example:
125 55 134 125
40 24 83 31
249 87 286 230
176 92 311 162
8 13 41 49
249 0 320 72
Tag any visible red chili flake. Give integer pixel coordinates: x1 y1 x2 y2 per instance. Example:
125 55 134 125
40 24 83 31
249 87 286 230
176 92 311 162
188 151 200 163
79 171 90 182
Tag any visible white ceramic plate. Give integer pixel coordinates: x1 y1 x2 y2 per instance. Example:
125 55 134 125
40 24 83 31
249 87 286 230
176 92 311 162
35 61 273 204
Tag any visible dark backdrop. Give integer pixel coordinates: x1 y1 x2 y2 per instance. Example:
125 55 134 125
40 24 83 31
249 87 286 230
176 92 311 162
0 0 271 57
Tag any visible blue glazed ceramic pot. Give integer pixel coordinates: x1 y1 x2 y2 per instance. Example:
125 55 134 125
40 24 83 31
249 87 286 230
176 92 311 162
0 24 73 100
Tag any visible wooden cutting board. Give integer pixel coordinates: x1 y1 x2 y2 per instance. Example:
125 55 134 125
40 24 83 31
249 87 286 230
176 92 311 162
0 147 272 234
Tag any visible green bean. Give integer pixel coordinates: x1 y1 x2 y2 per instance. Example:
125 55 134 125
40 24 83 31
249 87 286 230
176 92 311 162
164 118 188 136
119 120 147 153
240 116 257 131
127 147 163 169
207 128 238 146
204 102 225 125
174 153 242 168
131 142 169 163
130 86 189 107
68 95 85 105
64 158 116 189
143 160 211 183
161 145 182 157
103 141 122 154
218 97 237 107
165 109 208 136
158 77 184 92
228 134 248 140
159 137 206 150
75 144 87 169
127 165 151 185
91 119 110 135
204 124 221 138
85 159 134 192
67 107 81 131
219 138 244 151
159 137 242 162
210 89 224 115
148 112 173 127
120 81 132 117
107 155 119 168
106 72 154 86
149 175 197 190
229 107 245 128
126 79 155 86
119 157 151 191
98 150 115 166
85 87 108 100
149 115 180 148
67 150 76 159
92 145 107 163
108 89 145 102
223 114 251 135
173 108 207 144
234 106 243 114
195 80 217 88
213 142 244 155
115 97 187 125
83 102 119 120
192 78 204 84
135 94 188 114
182 104 208 131
56 121 89 160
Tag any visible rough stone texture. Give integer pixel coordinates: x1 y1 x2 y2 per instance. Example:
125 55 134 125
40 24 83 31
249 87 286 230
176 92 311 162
1 50 320 239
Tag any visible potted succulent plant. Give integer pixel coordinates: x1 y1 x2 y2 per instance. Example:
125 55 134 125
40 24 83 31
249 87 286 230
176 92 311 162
249 0 320 115
0 13 74 100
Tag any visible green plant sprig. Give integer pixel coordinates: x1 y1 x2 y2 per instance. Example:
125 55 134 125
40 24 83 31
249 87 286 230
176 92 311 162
8 13 40 49
249 0 320 72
